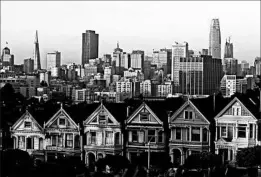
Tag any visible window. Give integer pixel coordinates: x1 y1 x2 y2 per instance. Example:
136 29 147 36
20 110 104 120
138 131 145 143
99 115 106 125
233 106 241 116
158 131 163 143
115 132 120 145
132 130 138 142
140 113 149 121
90 132 96 144
66 134 73 147
18 136 25 149
238 124 247 138
52 136 57 146
184 111 193 119
24 121 32 128
203 128 208 142
250 124 253 138
148 130 155 143
221 126 227 137
176 128 181 140
191 127 200 141
187 128 190 141
58 135 63 147
105 131 113 145
59 118 66 126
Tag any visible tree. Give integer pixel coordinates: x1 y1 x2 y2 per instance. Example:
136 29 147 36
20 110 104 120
236 146 261 167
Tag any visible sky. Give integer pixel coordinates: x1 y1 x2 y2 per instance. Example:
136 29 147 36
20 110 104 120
1 1 260 68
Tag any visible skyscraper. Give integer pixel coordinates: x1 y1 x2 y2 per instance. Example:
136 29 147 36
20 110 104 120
130 50 144 71
224 37 233 58
209 19 221 59
33 30 41 70
82 30 99 66
1 46 14 66
33 30 41 71
46 51 61 70
24 58 34 74
171 42 189 85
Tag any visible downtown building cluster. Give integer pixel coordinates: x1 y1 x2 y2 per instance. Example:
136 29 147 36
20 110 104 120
1 19 261 102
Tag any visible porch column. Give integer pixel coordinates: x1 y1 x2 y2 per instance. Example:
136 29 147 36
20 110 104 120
113 132 115 145
13 136 16 149
255 124 258 144
72 133 75 149
17 136 19 149
228 149 231 161
235 122 238 139
189 126 191 141
200 127 203 142
246 122 250 140
63 133 66 147
25 136 27 150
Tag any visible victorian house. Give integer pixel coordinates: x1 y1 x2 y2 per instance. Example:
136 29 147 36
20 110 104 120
10 109 45 155
168 97 221 166
125 98 184 166
44 104 81 161
83 102 127 169
214 96 260 164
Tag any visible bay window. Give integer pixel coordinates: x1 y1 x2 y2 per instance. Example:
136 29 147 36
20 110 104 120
176 127 181 140
148 130 155 143
66 134 73 147
238 124 247 138
192 127 200 141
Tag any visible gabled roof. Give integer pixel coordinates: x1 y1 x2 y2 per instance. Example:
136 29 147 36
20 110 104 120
190 95 231 122
214 96 259 120
11 109 43 131
44 104 79 129
126 102 163 125
126 97 185 124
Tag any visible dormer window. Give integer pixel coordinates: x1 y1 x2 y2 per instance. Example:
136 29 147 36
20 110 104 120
24 121 31 128
99 115 106 125
232 104 241 116
59 118 66 126
140 113 149 122
184 110 193 120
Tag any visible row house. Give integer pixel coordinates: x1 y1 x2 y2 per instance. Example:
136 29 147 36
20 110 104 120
83 103 126 169
215 96 261 164
10 104 82 161
9 95 261 167
125 98 184 165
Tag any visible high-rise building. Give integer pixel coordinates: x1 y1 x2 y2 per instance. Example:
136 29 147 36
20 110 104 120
46 51 61 70
33 30 41 70
1 46 14 67
224 37 233 58
152 48 172 75
209 19 221 59
220 75 236 97
223 58 238 75
130 50 144 71
171 42 189 84
82 30 99 65
23 58 34 74
254 57 261 76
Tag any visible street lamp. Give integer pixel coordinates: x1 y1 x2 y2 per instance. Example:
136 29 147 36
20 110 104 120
147 130 163 173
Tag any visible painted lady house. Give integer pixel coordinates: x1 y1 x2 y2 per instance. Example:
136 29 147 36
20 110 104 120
10 108 45 157
125 98 184 167
214 96 261 164
44 104 81 161
83 102 127 170
168 96 224 166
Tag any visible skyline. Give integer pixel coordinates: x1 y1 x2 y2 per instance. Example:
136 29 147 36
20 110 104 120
1 1 260 68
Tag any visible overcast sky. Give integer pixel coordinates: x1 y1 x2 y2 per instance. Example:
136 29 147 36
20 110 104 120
1 1 260 68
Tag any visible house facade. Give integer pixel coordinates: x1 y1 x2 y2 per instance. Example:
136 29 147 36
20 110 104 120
214 97 259 163
83 103 125 169
44 104 81 161
126 102 166 164
169 100 211 165
10 109 45 155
